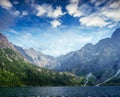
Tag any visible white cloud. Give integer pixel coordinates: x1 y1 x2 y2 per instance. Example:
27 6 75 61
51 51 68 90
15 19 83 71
47 6 65 18
0 0 27 18
35 4 65 18
12 10 28 17
109 0 120 9
102 9 120 21
66 2 83 17
108 23 118 28
73 10 83 17
66 0 120 28
50 20 61 28
0 0 12 10
13 10 20 16
70 0 79 3
35 5 47 16
79 15 108 28
100 0 120 21
22 11 28 16
10 29 18 34
66 3 77 15
90 0 107 7
80 0 120 28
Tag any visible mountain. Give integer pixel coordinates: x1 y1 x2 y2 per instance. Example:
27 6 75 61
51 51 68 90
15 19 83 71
14 45 57 69
56 28 120 85
0 33 84 86
0 33 15 50
1 28 120 86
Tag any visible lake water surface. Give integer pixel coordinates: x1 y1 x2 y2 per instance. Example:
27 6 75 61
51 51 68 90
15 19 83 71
0 86 120 97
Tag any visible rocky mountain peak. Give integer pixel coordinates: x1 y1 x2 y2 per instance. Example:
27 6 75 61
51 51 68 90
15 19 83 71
0 33 15 50
111 28 120 40
0 33 8 43
28 47 35 51
80 43 93 52
83 43 93 49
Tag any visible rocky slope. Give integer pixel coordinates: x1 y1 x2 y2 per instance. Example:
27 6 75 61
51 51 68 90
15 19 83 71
14 45 57 69
0 33 15 50
56 28 120 85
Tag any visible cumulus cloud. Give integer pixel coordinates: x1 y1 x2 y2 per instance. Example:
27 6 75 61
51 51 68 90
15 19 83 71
102 9 120 21
12 10 28 17
35 4 47 16
100 0 120 21
35 4 65 18
0 0 12 10
78 0 120 28
66 0 83 17
50 20 61 28
79 15 108 28
47 6 65 18
0 0 28 18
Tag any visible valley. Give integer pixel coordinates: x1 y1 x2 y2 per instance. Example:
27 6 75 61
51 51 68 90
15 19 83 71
0 28 120 86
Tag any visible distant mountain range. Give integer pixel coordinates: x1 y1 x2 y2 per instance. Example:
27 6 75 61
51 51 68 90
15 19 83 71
0 32 84 86
0 28 120 86
14 45 57 69
56 28 120 85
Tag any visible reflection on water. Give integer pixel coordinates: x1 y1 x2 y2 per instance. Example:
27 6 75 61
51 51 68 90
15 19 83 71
0 86 120 97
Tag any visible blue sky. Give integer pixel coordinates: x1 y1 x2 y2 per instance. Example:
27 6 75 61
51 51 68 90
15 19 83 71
0 0 120 56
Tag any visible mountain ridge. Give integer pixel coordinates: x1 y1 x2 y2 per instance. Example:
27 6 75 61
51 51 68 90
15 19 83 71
0 28 120 86
14 45 57 69
55 28 120 85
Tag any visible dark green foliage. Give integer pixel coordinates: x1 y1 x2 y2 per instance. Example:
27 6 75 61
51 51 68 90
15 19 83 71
0 48 84 86
0 69 22 86
87 75 96 85
101 77 120 86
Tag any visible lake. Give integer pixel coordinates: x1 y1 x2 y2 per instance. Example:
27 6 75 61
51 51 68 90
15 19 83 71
0 86 120 97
